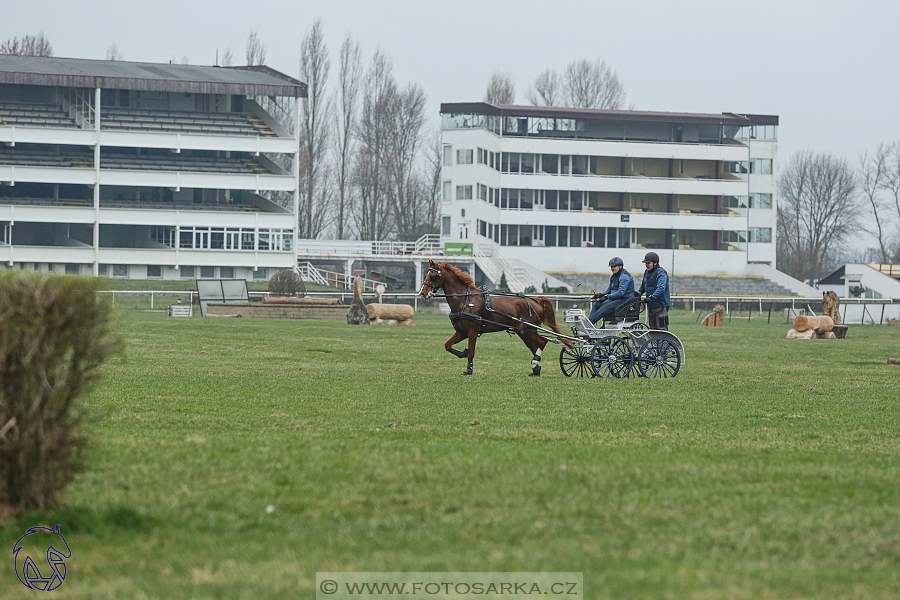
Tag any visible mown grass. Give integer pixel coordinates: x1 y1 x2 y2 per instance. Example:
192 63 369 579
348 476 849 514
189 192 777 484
1 309 899 599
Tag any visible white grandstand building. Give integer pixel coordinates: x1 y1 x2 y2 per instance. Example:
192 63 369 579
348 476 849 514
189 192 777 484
0 55 304 280
439 103 809 293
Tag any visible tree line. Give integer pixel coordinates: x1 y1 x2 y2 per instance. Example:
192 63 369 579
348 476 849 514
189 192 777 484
777 144 900 283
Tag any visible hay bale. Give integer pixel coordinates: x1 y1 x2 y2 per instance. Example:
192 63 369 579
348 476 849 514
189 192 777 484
786 328 816 339
367 303 415 320
888 358 900 364
792 315 834 333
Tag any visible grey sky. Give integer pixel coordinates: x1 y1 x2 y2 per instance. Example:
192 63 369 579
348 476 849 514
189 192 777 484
3 0 898 163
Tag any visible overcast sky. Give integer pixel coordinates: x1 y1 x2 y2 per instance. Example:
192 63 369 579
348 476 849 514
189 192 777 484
3 0 899 163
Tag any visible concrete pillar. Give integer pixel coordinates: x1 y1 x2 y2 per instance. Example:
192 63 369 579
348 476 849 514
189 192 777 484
345 258 353 289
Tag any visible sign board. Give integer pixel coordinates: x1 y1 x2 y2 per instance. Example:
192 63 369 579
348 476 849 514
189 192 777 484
444 242 474 256
375 283 387 295
620 214 630 222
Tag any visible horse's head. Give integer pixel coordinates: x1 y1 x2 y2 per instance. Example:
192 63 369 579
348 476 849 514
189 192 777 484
419 260 443 299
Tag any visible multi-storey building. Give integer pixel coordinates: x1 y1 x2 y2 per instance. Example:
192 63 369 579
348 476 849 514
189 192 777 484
440 102 783 290
0 55 304 281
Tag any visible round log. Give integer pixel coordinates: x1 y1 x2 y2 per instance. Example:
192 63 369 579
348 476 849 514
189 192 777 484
792 315 834 333
367 304 415 320
816 331 836 339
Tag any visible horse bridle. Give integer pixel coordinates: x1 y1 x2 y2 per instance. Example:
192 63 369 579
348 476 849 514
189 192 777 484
421 267 442 298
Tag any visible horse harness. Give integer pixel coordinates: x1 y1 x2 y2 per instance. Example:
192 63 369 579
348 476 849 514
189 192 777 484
428 267 537 337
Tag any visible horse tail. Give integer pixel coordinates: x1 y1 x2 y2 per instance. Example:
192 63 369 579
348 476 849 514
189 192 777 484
536 297 574 348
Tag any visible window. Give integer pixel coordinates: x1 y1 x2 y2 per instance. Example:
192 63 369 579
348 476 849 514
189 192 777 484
147 265 162 278
442 216 451 236
751 193 772 209
751 159 772 175
65 264 80 275
442 145 452 166
98 264 110 277
112 264 128 278
200 266 215 278
749 227 772 243
253 267 268 280
220 266 234 278
456 149 473 165
180 265 195 279
723 230 746 244
723 195 749 209
456 185 473 200
442 181 451 202
724 161 750 177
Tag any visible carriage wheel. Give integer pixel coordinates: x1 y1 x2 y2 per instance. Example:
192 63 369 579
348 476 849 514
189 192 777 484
559 345 595 378
591 336 633 378
637 338 681 378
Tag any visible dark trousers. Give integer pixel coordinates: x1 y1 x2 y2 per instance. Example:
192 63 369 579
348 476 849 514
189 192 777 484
648 307 669 330
590 297 628 325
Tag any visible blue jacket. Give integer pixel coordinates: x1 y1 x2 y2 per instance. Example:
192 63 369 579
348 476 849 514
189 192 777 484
639 266 671 309
603 269 635 301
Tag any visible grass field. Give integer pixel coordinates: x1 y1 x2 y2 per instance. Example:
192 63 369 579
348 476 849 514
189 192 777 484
2 307 900 599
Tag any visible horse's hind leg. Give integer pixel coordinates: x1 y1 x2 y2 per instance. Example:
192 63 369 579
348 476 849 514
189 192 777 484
521 331 548 376
445 330 469 359
462 330 478 375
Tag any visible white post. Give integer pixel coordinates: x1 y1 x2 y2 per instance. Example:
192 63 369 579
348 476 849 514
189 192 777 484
93 87 101 276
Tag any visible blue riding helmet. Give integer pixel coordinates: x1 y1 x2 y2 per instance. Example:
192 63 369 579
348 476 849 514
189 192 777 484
609 256 624 267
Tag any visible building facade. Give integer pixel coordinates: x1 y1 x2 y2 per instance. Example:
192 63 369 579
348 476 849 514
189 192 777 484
0 55 305 281
439 103 778 286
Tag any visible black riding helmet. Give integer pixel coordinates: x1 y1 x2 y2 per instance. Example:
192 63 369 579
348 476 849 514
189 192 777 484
643 251 660 264
609 256 624 267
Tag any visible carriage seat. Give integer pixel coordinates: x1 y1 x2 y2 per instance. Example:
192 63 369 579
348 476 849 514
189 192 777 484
602 293 645 325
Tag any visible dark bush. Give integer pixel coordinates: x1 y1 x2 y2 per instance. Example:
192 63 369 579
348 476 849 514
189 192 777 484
268 269 306 297
0 273 121 512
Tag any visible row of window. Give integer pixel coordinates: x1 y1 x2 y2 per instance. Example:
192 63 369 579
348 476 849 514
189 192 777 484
445 184 774 213
150 226 294 251
475 220 773 247
444 146 775 179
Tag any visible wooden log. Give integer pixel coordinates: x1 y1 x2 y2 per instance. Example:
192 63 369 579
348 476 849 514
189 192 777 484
888 358 900 364
367 304 415 320
388 319 417 326
786 328 816 339
792 315 834 333
816 331 836 339
263 296 343 305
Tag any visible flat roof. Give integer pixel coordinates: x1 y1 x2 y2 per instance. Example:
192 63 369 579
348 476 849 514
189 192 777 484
0 55 306 97
440 102 778 126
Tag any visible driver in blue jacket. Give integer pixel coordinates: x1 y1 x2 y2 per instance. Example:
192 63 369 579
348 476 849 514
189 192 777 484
589 257 635 325
638 251 671 330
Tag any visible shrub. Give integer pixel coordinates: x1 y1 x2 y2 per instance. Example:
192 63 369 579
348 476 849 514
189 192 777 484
268 269 306 297
498 272 510 292
0 273 121 512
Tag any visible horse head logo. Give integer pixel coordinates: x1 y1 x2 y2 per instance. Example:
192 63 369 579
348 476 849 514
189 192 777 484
12 524 71 591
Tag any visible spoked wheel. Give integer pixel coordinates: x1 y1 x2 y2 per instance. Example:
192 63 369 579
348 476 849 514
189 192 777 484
559 345 595 378
637 338 681 378
591 336 633 378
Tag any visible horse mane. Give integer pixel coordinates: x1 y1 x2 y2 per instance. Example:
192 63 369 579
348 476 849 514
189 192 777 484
440 263 477 289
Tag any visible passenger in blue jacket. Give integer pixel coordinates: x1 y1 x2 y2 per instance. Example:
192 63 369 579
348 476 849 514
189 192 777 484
638 251 671 330
589 256 635 325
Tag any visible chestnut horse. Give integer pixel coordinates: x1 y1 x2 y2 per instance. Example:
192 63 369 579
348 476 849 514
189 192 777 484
419 260 572 376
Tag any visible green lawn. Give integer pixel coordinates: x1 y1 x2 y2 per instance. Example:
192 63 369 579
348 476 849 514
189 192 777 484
2 309 899 599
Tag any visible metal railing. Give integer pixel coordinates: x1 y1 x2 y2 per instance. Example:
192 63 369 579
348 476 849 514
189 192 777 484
296 234 442 257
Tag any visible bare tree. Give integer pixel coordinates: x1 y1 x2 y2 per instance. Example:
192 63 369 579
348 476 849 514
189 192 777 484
220 47 233 67
880 142 900 262
484 71 516 104
353 49 397 240
180 55 190 65
297 19 332 239
245 29 267 66
387 83 429 239
106 44 123 61
1 31 53 57
859 144 892 262
332 34 362 239
777 150 860 282
563 58 627 109
526 69 563 106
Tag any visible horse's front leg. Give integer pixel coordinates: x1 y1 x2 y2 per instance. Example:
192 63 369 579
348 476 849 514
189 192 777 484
462 330 478 375
522 332 548 376
445 331 468 359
